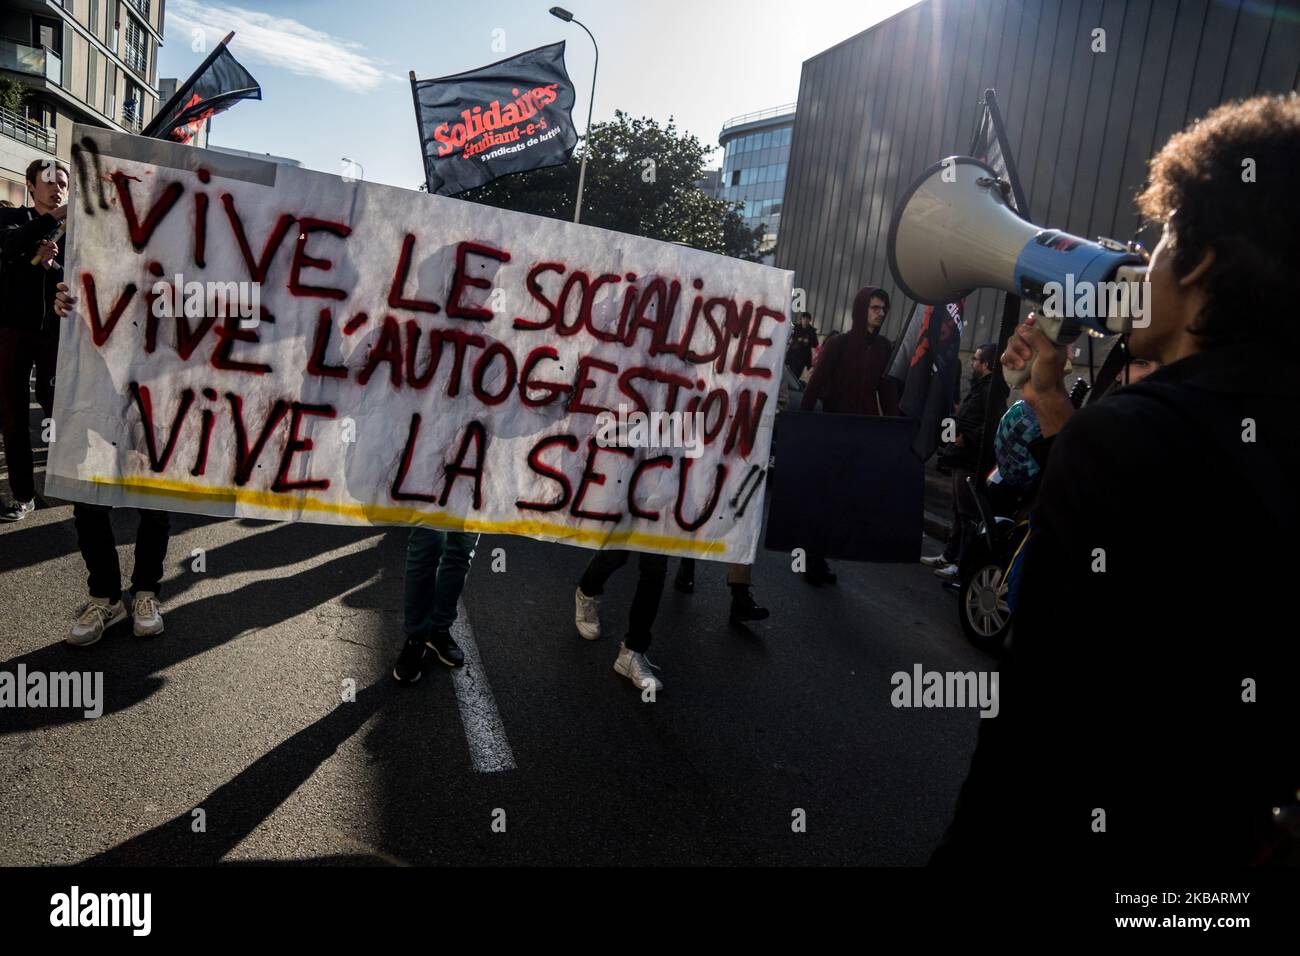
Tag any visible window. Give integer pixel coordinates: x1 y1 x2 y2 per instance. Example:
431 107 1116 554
124 16 147 76
730 170 740 187
90 0 99 38
87 46 96 105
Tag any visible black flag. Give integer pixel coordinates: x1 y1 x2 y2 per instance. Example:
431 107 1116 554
411 42 579 197
143 37 261 144
887 300 965 461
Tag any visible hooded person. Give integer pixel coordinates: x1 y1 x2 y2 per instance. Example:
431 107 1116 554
800 286 900 416
797 285 900 585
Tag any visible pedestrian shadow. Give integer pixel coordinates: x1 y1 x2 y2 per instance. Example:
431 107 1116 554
0 509 228 576
80 683 390 866
0 514 80 574
163 520 386 605
0 541 390 735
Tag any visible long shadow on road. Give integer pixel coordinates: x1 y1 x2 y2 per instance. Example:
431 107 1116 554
81 684 390 866
0 523 386 734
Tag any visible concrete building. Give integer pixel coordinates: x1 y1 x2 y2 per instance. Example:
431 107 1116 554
694 167 722 198
1 0 165 205
716 102 795 262
777 0 1300 347
206 144 301 167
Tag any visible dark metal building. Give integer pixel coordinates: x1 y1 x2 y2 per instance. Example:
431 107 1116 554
777 0 1300 348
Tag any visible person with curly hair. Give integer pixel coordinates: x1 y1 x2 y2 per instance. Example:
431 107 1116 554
934 94 1300 867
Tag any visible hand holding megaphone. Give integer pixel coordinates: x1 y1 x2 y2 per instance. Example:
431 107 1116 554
1002 313 1070 403
888 156 1148 388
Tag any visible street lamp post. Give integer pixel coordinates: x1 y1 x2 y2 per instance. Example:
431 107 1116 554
549 6 597 224
341 156 365 182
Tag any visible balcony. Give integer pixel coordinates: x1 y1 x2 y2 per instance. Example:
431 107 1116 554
0 38 62 85
721 103 797 132
121 100 143 133
0 104 57 153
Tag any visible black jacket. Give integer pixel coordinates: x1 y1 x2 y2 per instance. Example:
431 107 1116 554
787 325 819 373
941 371 992 469
934 342 1300 867
0 206 63 332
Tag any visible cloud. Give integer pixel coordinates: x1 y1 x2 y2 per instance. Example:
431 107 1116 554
166 1 397 91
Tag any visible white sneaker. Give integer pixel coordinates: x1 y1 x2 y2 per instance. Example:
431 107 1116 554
575 586 601 640
67 597 127 647
933 563 960 580
0 498 36 521
614 643 662 692
920 554 951 568
132 591 164 637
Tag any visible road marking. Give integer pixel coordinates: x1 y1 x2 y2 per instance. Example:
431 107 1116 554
449 599 515 773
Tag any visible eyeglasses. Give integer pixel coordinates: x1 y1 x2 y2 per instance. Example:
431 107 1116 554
869 305 888 314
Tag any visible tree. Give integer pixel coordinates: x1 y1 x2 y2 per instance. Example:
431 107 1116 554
452 111 763 261
0 77 28 114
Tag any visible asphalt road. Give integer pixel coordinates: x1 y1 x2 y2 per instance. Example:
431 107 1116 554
1 427 995 866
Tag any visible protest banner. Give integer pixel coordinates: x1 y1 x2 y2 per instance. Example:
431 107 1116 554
47 126 792 563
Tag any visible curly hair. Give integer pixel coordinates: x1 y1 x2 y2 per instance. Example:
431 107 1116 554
1136 93 1300 350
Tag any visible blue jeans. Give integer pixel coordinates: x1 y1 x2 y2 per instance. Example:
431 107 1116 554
403 528 480 638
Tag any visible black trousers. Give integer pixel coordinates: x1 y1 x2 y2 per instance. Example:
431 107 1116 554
73 503 171 602
943 467 978 564
0 324 58 502
579 550 667 652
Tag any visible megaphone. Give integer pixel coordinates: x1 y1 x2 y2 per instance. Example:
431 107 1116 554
887 156 1148 386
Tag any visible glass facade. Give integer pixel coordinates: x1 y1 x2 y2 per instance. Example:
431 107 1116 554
716 122 792 255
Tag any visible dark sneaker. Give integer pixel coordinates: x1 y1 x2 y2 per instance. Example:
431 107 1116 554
674 563 695 594
392 637 426 684
804 558 838 587
0 498 36 522
426 629 465 668
729 587 770 622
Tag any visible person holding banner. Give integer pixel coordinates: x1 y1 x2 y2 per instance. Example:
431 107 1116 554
0 159 68 522
671 368 794 622
799 285 900 585
50 283 170 645
575 552 665 693
392 529 480 683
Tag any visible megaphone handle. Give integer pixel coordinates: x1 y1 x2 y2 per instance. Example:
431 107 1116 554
1003 313 1064 388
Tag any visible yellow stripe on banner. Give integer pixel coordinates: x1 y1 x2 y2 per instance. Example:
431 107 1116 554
87 475 726 554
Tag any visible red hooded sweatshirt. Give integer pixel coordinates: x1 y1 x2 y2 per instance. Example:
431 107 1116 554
800 286 900 415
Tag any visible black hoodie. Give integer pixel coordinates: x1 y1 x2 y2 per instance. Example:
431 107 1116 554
800 286 899 415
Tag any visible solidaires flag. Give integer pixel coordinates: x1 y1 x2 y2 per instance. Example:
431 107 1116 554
412 42 579 197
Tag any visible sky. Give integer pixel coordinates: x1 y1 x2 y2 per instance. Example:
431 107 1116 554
156 0 920 189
